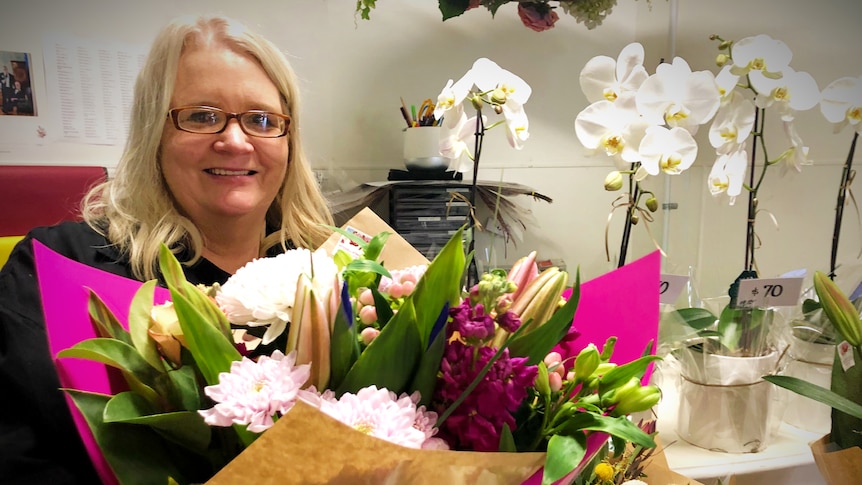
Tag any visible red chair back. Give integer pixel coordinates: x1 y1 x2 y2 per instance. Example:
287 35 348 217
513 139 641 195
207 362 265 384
0 165 107 237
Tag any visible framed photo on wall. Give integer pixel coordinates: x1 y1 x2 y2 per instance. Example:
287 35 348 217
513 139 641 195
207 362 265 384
0 51 36 117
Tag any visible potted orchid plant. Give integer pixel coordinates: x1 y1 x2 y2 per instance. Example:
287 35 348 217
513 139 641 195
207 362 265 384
431 57 532 285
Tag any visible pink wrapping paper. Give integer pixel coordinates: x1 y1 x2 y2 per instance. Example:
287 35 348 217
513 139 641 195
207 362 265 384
562 250 661 380
33 240 170 485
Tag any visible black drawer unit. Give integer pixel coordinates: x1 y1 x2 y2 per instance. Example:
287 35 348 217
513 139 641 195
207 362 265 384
388 181 474 260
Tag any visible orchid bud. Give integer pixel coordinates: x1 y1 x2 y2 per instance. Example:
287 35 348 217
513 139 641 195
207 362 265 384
715 53 729 67
604 171 624 191
491 87 508 105
630 214 639 225
493 104 504 115
645 196 658 212
718 40 733 50
469 94 483 111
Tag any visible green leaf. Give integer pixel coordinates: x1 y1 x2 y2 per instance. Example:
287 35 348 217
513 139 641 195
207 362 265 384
598 353 663 394
535 362 551 402
128 280 164 370
65 389 206 484
408 227 465 348
371 286 394 327
104 392 211 452
58 338 160 387
336 300 422 396
764 374 862 420
329 299 359 391
344 259 392 279
543 433 586 485
498 423 517 452
508 271 581 365
674 307 717 331
87 289 133 345
165 365 201 412
438 0 471 22
408 313 447 407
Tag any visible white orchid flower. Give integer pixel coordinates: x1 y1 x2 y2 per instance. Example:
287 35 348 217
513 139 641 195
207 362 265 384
638 125 698 176
635 57 721 134
502 99 530 150
730 34 792 79
820 75 862 134
434 71 477 120
750 66 820 121
708 148 748 204
709 92 756 154
715 65 741 102
777 120 811 173
579 42 649 103
470 57 532 105
439 104 472 157
574 95 649 169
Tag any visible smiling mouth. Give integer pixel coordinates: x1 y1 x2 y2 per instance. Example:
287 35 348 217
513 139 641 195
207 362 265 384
205 168 257 176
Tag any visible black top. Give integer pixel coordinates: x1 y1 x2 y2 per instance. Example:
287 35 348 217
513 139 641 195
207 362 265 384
0 221 283 484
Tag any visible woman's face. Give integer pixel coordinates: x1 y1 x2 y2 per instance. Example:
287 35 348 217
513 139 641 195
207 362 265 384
160 43 288 228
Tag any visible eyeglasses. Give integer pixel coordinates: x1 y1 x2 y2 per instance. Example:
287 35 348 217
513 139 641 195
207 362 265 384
167 106 291 138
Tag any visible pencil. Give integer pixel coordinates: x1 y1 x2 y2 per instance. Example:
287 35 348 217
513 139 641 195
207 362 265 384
400 97 414 125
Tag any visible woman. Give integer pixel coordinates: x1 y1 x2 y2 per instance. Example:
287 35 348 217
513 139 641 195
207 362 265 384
0 15 332 483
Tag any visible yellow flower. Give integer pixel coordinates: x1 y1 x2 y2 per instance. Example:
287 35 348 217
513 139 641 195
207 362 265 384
594 461 615 482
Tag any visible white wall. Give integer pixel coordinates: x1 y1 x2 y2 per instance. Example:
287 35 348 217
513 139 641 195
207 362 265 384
1 0 861 295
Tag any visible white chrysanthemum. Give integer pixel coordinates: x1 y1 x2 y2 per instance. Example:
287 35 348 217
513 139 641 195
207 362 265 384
198 350 310 433
216 248 340 345
310 386 429 449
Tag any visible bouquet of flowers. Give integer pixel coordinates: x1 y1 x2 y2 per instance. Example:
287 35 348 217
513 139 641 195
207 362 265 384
41 209 671 485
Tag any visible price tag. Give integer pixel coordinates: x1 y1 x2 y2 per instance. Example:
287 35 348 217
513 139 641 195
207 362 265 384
736 277 804 308
659 274 689 304
334 225 372 259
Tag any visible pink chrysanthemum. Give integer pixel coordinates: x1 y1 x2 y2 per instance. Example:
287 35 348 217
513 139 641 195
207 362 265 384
302 386 433 449
198 350 310 433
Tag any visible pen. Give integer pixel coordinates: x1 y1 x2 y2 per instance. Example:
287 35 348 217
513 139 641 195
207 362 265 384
399 106 412 128
400 97 414 126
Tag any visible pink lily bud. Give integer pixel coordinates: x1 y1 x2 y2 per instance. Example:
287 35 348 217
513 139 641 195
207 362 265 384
360 327 380 345
400 280 415 296
389 283 405 299
359 305 378 325
286 273 332 390
358 288 374 306
548 371 563 392
507 251 539 301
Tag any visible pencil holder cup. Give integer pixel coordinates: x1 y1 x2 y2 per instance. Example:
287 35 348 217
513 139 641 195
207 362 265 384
403 126 449 171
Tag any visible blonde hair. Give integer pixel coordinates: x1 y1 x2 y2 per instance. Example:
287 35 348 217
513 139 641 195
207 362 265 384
83 15 333 280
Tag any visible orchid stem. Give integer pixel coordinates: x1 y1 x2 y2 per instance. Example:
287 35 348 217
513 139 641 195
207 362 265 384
830 131 859 279
467 109 485 287
744 108 764 274
618 163 640 268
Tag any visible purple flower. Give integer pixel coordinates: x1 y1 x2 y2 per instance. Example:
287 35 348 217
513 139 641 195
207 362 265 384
433 340 537 451
448 301 495 342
